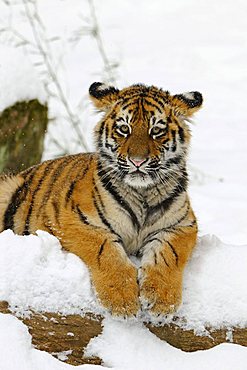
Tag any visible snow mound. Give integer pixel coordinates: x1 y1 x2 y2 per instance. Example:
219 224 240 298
0 230 97 315
0 45 46 112
0 230 246 332
166 235 247 332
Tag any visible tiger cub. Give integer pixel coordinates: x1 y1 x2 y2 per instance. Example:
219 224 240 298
0 83 202 317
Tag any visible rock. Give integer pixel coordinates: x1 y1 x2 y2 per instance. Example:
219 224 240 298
0 301 246 365
0 100 48 174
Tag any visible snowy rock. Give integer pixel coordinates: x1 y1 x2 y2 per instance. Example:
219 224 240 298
0 45 46 112
0 229 247 334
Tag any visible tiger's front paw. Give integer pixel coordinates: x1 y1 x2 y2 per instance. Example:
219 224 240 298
93 263 140 317
139 265 182 317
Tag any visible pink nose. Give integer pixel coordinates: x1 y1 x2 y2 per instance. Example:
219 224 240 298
129 158 147 167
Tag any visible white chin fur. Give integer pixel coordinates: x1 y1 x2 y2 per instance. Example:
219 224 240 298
124 174 153 188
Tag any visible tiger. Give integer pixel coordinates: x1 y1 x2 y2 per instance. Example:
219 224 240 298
0 82 203 317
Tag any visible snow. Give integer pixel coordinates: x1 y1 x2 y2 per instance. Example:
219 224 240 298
0 0 247 368
1 230 247 333
168 235 247 332
0 313 101 370
1 312 247 370
0 45 46 112
0 230 98 316
86 318 247 370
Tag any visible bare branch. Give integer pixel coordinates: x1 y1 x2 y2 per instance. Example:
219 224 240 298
22 0 89 152
87 0 117 84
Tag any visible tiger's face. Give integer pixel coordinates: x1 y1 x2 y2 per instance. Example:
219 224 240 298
90 83 203 188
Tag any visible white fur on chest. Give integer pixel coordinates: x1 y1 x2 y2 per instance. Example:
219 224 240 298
101 185 188 256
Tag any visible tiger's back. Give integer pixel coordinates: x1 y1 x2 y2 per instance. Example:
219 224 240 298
0 153 95 235
0 82 203 317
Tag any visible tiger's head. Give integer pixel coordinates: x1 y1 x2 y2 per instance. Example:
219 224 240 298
89 82 203 188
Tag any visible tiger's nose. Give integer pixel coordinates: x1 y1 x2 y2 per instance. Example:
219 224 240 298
129 157 148 168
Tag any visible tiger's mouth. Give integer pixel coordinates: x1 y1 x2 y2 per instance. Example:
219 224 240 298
129 168 146 176
129 172 147 181
122 168 155 188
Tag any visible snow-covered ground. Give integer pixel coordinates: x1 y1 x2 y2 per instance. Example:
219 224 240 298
0 0 247 369
0 231 247 369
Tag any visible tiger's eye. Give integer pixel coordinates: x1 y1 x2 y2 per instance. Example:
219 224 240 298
119 124 130 135
151 126 162 136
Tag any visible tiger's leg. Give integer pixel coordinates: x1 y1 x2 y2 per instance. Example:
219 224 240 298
139 226 197 315
51 214 139 317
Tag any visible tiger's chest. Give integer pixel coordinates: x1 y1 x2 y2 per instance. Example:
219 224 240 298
100 186 177 255
103 194 144 254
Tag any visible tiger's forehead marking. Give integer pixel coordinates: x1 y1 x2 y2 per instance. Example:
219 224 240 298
116 98 170 128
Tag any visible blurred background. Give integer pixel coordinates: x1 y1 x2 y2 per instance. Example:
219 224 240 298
0 0 246 244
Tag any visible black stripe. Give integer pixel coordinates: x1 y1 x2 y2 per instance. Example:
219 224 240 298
3 182 28 231
178 126 185 143
105 143 118 153
154 252 157 264
121 94 141 104
75 205 89 225
24 164 42 184
166 204 190 230
141 237 162 250
122 99 139 110
23 162 54 235
99 120 106 136
160 251 170 267
143 204 190 243
145 175 187 223
39 157 72 211
97 161 140 230
167 241 178 265
143 99 162 113
156 119 167 126
187 220 197 228
52 200 60 225
93 179 105 212
171 130 177 152
140 98 150 115
93 193 120 238
104 124 109 148
99 151 115 164
152 96 166 109
115 117 124 123
3 164 43 231
164 155 184 168
98 239 107 264
65 181 76 203
65 157 92 204
160 138 170 148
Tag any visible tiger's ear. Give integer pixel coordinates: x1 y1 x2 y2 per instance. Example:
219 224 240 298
172 91 203 117
89 82 120 111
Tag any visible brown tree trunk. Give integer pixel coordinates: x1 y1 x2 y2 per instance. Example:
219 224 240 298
0 100 48 174
0 301 246 366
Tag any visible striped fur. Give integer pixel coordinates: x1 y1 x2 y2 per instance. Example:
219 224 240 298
0 83 203 317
